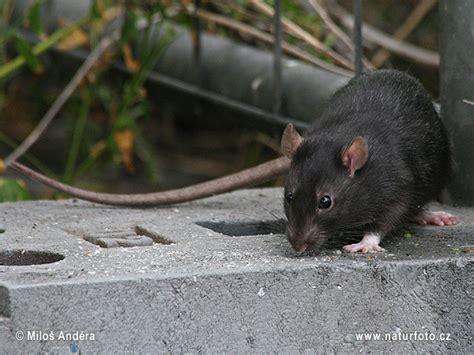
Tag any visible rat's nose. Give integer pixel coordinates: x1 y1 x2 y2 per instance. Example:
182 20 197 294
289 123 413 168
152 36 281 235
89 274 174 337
295 244 307 253
290 239 308 253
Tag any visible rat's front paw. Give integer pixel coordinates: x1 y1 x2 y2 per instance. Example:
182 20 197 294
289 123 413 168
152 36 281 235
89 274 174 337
415 211 459 226
342 233 385 254
343 242 385 253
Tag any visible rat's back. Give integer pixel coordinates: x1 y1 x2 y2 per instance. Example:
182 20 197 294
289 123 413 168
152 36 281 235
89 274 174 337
311 69 452 205
317 70 439 129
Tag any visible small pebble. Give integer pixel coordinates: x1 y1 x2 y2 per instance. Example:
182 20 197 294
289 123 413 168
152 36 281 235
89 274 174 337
0 225 5 233
343 334 355 344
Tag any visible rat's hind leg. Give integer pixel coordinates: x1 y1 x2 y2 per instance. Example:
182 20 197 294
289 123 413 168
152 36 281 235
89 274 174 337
343 233 386 253
415 211 459 226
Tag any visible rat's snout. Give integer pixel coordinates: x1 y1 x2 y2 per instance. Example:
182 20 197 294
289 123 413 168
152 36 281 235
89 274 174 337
286 225 319 253
291 239 310 253
286 233 308 252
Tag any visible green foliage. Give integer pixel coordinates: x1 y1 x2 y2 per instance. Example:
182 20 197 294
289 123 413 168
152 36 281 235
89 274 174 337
13 35 42 72
282 0 321 33
0 0 290 199
62 92 91 184
120 10 139 45
89 0 103 20
117 22 175 128
0 133 57 178
28 0 45 35
0 14 92 80
57 6 176 185
264 0 321 27
0 178 31 202
2 0 178 192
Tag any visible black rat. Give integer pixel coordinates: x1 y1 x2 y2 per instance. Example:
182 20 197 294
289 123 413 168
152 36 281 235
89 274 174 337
280 69 459 254
10 70 458 254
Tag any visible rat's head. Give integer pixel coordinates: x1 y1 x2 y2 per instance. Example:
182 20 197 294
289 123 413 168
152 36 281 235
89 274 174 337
281 124 369 252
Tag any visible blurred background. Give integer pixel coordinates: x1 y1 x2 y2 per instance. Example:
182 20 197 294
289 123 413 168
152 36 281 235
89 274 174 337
0 0 441 201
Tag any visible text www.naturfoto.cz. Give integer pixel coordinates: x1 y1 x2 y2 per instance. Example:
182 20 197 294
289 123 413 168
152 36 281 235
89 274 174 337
355 331 452 342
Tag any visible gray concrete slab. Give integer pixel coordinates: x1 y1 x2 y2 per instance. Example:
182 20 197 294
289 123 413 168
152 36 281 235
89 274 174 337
0 188 472 353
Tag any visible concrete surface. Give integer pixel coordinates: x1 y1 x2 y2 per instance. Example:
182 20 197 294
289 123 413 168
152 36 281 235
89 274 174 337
0 188 472 353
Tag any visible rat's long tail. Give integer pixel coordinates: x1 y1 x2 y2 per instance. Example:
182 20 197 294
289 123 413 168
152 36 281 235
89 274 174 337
10 157 290 206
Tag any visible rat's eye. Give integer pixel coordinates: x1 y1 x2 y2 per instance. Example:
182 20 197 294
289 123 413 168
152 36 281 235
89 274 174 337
286 192 294 203
319 195 332 209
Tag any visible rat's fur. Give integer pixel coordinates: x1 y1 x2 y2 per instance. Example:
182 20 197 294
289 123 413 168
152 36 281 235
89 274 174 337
283 70 452 251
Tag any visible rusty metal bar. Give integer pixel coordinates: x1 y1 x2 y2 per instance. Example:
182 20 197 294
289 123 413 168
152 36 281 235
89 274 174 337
193 0 202 85
352 0 363 75
272 0 283 113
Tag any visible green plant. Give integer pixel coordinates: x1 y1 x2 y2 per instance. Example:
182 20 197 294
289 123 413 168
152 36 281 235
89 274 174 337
0 1 176 199
0 177 31 202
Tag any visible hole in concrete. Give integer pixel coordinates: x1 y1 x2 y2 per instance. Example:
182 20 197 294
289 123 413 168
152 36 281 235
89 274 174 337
196 219 286 236
0 250 64 266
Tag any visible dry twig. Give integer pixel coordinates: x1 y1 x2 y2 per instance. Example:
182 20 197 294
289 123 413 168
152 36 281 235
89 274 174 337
195 8 352 77
330 3 439 67
249 0 355 70
5 32 119 166
371 0 437 68
308 0 354 52
306 0 373 70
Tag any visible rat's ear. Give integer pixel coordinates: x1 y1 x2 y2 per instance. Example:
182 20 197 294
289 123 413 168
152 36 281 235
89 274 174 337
341 136 368 177
281 123 304 158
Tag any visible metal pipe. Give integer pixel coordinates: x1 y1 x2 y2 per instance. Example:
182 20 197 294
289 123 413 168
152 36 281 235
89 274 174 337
12 0 348 130
17 28 310 130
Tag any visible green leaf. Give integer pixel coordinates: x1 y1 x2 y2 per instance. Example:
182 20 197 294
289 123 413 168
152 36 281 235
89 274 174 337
89 0 102 20
120 11 138 45
0 178 31 202
324 33 337 49
28 1 45 35
14 35 41 72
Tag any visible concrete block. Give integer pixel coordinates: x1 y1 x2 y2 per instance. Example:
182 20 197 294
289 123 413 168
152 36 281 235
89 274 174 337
0 188 472 353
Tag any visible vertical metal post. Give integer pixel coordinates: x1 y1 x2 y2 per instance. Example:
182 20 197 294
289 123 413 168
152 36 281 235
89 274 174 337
193 0 202 85
273 0 283 114
192 0 203 116
440 0 474 205
352 0 363 75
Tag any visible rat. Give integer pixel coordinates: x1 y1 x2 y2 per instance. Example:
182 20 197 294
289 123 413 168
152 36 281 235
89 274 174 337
9 70 459 255
280 69 459 254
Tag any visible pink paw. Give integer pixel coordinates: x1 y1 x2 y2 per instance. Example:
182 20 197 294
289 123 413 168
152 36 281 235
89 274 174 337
415 211 459 226
343 242 385 254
